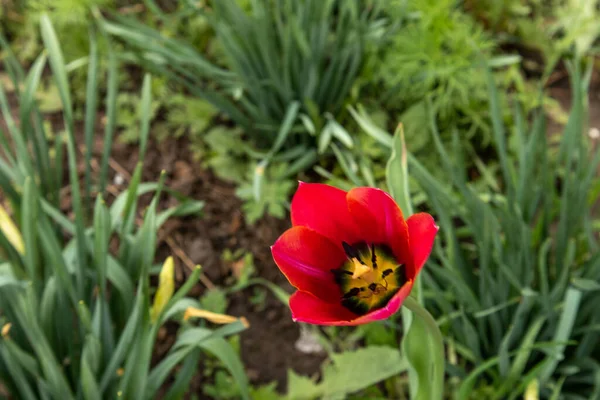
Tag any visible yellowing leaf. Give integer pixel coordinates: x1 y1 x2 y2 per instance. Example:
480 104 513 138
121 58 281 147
524 379 539 400
183 307 249 328
2 323 11 337
0 204 24 255
150 256 175 323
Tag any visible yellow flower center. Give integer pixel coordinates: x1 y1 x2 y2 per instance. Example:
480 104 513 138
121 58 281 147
331 241 407 315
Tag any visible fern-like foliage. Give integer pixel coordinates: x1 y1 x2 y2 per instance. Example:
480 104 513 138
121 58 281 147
378 0 498 152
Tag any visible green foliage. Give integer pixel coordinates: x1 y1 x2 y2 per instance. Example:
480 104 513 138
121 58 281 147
287 346 407 399
375 0 518 153
467 0 600 76
204 369 245 399
99 0 392 218
116 81 218 145
383 59 599 398
115 91 160 143
1 0 118 106
317 1 541 203
200 289 229 315
104 0 386 146
202 126 249 183
0 17 250 399
235 163 296 224
2 0 113 63
250 382 282 400
102 0 387 222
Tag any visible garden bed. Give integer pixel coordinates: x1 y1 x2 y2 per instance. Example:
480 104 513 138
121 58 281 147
0 86 324 395
108 135 326 392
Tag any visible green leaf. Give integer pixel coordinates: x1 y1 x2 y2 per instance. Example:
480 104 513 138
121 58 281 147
539 287 583 384
80 357 102 400
386 124 413 216
571 278 600 292
198 336 250 400
21 178 39 283
98 35 118 195
348 105 392 148
323 346 406 397
199 288 228 315
146 322 248 397
402 307 434 400
40 14 87 300
288 346 406 399
163 348 202 400
99 285 144 391
287 370 321 400
93 196 111 295
326 116 354 149
0 342 38 400
138 73 152 162
84 25 99 215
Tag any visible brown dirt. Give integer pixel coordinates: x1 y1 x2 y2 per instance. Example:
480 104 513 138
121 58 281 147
108 135 326 394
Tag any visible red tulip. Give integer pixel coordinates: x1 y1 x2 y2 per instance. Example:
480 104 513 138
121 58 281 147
271 183 438 326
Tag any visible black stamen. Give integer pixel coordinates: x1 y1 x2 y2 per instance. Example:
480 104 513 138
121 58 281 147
342 241 359 259
368 283 378 292
342 241 367 265
331 269 352 276
342 287 361 299
381 268 393 278
371 243 377 269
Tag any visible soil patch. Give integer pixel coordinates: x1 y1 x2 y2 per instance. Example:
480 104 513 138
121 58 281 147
108 135 326 393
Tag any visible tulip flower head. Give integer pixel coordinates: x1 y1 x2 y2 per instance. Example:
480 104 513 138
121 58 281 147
271 183 438 326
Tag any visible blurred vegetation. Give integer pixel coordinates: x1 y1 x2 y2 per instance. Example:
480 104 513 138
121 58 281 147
0 16 250 400
1 0 599 398
466 0 600 74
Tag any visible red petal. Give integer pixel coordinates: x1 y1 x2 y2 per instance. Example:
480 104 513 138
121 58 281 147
347 187 411 265
289 291 359 325
291 182 361 244
407 213 438 277
271 226 345 303
289 281 414 326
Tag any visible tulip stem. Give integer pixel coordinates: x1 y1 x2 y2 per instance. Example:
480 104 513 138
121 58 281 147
403 296 445 399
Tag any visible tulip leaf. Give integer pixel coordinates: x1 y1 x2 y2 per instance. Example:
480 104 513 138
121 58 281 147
287 370 321 400
386 124 413 216
287 346 406 399
400 292 446 400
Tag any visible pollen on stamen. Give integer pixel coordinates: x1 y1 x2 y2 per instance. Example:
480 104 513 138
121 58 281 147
335 242 407 315
351 258 371 279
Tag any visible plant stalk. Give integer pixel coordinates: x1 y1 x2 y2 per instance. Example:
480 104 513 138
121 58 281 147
403 296 445 399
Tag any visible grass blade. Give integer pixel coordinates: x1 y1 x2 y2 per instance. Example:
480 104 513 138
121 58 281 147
40 15 88 298
386 124 413 216
539 287 583 384
138 74 152 163
98 36 118 195
84 26 99 216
